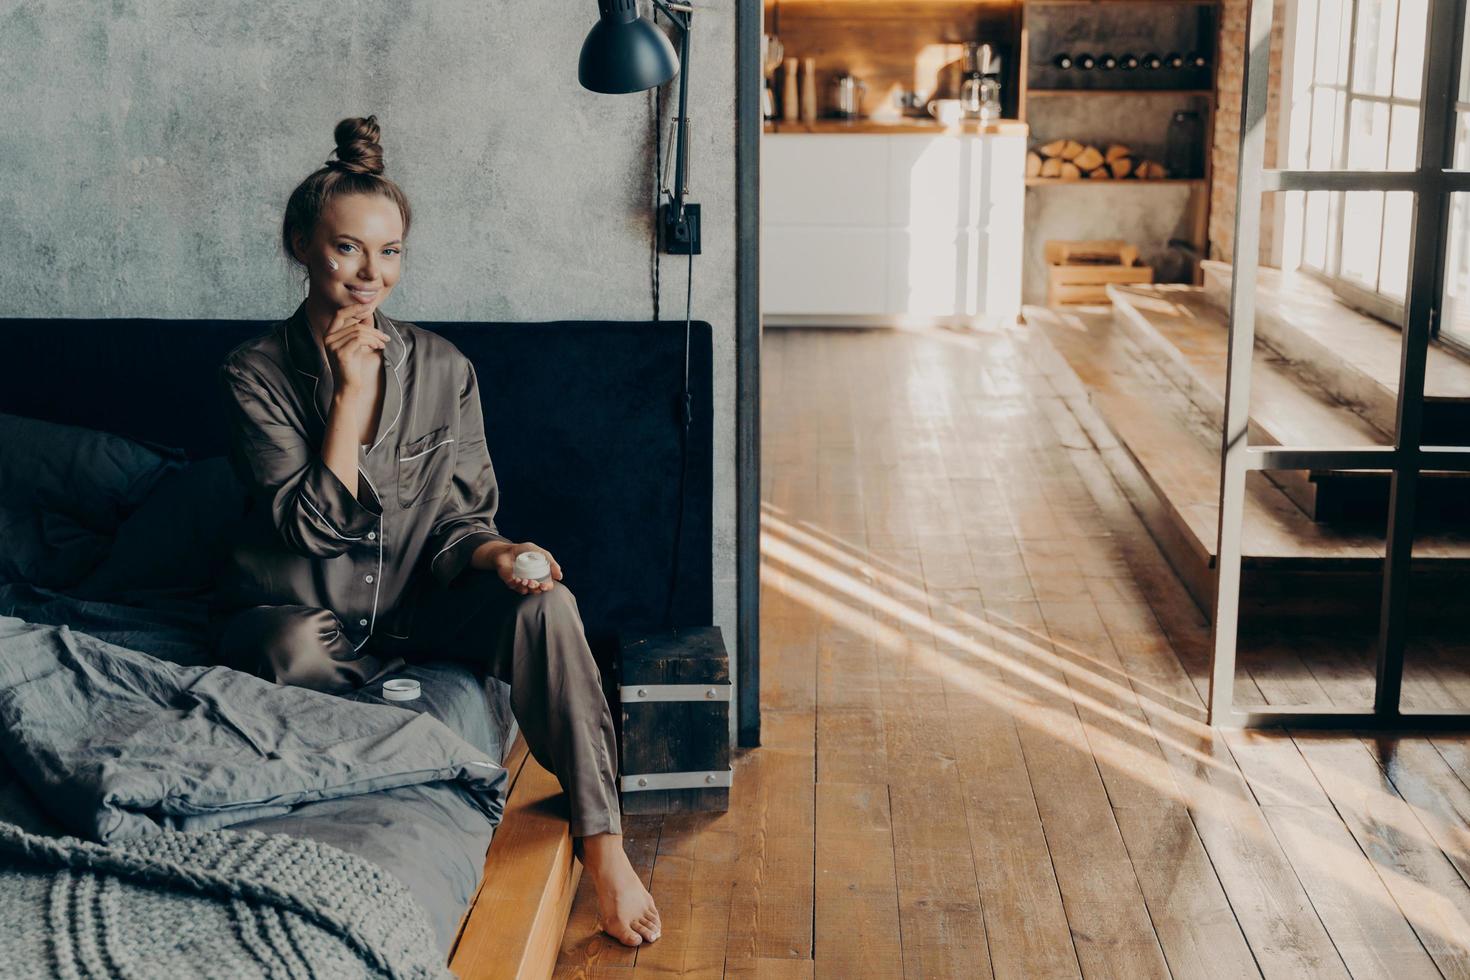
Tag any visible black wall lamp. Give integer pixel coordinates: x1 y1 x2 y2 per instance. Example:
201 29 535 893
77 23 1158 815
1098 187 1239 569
579 0 699 255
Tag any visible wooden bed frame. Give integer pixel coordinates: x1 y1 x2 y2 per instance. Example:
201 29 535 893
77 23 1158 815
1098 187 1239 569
447 733 581 979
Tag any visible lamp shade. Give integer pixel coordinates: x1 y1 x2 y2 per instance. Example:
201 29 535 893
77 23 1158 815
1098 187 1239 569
578 0 679 94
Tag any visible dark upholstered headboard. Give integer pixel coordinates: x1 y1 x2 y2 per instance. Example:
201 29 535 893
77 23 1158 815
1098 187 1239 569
0 316 713 639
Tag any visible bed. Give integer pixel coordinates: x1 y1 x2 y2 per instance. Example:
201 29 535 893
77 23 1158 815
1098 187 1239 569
0 314 712 976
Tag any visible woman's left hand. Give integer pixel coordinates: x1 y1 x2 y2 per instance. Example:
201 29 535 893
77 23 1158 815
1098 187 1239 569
496 541 564 595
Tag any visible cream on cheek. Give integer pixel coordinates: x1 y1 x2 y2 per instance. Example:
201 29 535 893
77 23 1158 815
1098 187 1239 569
326 243 399 300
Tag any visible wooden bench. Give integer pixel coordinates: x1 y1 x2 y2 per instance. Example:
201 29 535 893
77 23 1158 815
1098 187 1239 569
1027 301 1470 625
447 733 581 980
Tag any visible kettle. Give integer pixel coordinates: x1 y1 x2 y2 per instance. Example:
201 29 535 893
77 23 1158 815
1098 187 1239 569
833 73 866 119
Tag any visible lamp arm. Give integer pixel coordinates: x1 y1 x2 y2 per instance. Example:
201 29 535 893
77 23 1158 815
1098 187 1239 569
649 0 691 24
650 0 692 219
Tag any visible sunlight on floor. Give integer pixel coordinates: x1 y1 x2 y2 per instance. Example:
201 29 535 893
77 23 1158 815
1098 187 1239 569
760 504 1470 952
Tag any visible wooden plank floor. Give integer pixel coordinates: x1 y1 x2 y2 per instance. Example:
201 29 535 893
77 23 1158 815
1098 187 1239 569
552 323 1470 979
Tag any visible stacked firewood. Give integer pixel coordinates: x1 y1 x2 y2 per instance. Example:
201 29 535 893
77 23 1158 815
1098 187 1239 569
1026 141 1171 180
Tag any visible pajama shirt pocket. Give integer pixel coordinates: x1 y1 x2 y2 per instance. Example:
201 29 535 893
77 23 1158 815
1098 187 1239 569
397 424 456 508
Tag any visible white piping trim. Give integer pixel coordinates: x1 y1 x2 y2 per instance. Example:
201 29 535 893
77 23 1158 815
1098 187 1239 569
307 377 381 525
318 629 340 643
387 317 408 370
368 326 404 455
430 528 503 567
301 491 365 540
399 437 454 462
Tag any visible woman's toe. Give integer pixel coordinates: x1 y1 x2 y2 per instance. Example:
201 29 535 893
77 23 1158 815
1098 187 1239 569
598 918 643 947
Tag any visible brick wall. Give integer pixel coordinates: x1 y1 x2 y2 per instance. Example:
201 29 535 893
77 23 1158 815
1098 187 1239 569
1209 0 1288 265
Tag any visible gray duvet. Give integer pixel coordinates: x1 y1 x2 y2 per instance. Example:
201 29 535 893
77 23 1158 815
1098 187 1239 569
0 615 508 841
0 584 518 956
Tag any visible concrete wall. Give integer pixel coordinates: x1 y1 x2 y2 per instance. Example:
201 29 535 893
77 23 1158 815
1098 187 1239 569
0 1 741 715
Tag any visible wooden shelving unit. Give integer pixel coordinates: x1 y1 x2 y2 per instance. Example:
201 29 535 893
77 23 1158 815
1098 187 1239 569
1017 0 1221 288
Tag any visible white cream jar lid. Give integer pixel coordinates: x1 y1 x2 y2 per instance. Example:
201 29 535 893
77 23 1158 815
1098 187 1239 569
513 551 552 582
382 678 421 702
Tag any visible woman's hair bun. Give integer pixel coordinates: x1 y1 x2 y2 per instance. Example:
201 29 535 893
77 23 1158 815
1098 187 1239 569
326 115 384 176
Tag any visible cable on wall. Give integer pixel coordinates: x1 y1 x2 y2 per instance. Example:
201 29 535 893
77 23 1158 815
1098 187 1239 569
652 2 695 627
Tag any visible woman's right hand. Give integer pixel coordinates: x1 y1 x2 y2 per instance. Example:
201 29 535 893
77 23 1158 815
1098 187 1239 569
323 303 391 394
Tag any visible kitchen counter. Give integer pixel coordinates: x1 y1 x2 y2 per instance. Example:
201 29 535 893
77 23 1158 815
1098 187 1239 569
762 126 1026 327
765 118 1029 137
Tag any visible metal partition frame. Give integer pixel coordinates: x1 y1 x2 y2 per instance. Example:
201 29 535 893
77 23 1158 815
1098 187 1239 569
736 0 762 748
1209 0 1470 729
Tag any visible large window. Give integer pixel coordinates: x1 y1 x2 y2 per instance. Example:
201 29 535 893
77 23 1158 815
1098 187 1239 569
1276 0 1427 323
1441 22 1470 347
1277 0 1470 350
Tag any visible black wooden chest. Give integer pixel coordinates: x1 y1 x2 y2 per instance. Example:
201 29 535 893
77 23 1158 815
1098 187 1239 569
616 626 732 814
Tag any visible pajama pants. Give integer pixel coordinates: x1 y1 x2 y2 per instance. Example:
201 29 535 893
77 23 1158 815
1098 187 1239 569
209 570 622 839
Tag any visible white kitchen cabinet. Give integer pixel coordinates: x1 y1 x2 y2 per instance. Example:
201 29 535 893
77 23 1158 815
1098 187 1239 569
762 226 888 315
760 135 889 226
762 130 1025 326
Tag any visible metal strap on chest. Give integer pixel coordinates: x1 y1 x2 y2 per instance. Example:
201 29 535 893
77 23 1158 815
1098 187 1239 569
620 769 733 792
617 682 732 791
618 683 730 702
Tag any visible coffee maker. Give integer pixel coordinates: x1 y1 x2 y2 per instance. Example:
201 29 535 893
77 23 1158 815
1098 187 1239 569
929 41 1006 121
960 42 1003 120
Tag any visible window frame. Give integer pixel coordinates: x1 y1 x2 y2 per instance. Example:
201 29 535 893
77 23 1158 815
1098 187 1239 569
1277 0 1432 334
1211 0 1470 730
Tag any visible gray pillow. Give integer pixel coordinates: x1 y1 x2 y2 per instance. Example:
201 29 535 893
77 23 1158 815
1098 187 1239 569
73 457 250 603
0 413 184 588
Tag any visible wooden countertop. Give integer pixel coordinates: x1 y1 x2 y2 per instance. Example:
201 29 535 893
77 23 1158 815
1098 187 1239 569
764 118 1029 137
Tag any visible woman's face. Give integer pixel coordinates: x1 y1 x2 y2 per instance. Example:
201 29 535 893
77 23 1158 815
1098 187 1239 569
297 193 404 311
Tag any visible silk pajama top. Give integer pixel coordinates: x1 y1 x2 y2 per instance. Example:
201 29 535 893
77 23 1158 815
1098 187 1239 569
210 300 513 650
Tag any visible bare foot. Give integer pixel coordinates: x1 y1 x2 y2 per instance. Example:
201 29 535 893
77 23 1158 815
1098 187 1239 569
581 833 660 946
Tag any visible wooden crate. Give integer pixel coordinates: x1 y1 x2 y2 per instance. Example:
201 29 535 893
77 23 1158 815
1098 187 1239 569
1045 239 1154 305
616 627 731 815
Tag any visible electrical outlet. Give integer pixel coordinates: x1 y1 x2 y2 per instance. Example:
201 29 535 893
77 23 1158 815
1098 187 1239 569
660 202 701 255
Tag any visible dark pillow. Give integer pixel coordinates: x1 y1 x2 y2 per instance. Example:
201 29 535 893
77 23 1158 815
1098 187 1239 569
0 506 110 588
0 413 185 531
72 457 250 603
0 414 185 588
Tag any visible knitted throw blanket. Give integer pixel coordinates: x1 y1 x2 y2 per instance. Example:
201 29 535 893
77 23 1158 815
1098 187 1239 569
0 820 453 979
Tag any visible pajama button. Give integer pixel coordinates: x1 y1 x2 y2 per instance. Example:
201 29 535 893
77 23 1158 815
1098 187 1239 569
359 618 368 626
365 574 374 583
367 531 376 540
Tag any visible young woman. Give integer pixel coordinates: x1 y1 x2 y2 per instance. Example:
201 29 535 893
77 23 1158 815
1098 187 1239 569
207 115 660 947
